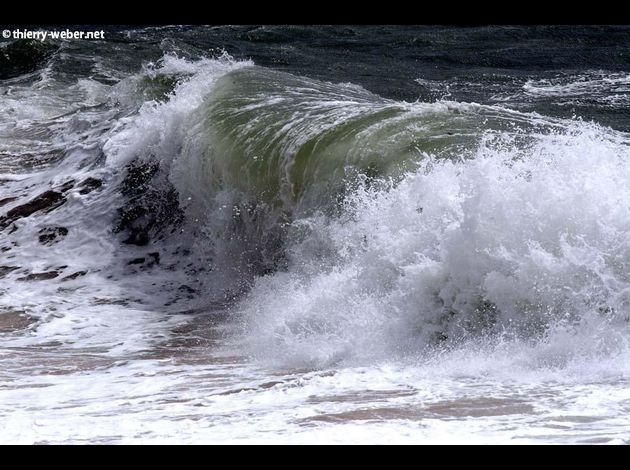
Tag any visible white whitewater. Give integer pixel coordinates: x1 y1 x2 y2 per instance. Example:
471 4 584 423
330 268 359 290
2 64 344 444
2 54 630 444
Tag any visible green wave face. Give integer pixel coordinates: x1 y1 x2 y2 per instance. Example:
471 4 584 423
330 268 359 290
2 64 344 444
172 66 517 218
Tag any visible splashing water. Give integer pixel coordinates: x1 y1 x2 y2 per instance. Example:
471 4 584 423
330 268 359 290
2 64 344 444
2 27 630 443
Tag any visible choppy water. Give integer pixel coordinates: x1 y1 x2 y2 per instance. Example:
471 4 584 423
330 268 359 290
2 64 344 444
2 25 630 444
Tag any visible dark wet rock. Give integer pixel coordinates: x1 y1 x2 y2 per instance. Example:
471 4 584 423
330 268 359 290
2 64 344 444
1 247 11 252
127 252 161 269
178 284 196 294
0 309 37 333
113 160 184 246
8 224 18 234
120 161 160 195
91 297 130 306
58 180 75 193
0 39 58 80
61 270 88 281
0 190 66 230
0 266 19 278
148 252 160 265
8 191 65 216
78 177 103 195
17 271 59 281
0 197 17 208
38 226 69 245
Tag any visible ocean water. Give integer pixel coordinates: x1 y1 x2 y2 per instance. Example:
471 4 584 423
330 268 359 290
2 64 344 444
2 25 630 444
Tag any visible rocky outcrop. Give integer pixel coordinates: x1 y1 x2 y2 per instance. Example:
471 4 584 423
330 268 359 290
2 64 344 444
0 197 17 208
38 226 69 245
113 160 184 246
79 177 103 195
0 181 74 231
16 271 60 281
61 270 88 281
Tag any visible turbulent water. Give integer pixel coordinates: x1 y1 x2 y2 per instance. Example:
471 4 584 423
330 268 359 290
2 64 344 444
2 25 630 444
